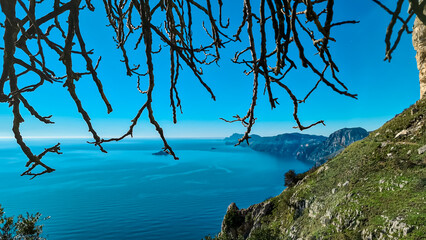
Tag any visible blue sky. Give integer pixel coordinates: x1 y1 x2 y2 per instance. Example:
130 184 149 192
0 0 419 139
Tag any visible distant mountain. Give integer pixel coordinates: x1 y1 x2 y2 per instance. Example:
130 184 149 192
249 133 327 160
224 133 262 147
224 127 369 164
306 127 369 164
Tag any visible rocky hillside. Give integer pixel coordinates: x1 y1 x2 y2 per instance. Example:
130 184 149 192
213 98 426 239
224 128 368 164
306 127 369 164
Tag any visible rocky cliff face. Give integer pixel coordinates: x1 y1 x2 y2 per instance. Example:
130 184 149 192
306 127 369 164
224 128 368 164
214 98 426 239
413 4 426 98
219 202 275 240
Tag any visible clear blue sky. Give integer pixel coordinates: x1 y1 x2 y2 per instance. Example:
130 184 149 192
0 0 419 139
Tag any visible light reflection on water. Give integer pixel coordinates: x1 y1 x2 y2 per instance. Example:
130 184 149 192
0 139 312 240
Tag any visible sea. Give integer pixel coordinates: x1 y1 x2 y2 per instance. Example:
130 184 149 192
0 138 312 240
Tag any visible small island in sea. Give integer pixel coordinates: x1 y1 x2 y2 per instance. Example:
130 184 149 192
152 150 169 156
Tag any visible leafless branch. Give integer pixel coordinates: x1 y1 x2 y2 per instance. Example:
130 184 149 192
372 0 418 61
2 0 418 177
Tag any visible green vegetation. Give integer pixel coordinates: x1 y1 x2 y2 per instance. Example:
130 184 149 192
247 227 280 240
216 98 426 239
223 206 245 230
0 205 46 240
284 166 319 188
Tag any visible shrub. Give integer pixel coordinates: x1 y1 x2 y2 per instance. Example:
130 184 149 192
0 205 46 240
248 227 280 240
284 170 297 187
284 166 319 188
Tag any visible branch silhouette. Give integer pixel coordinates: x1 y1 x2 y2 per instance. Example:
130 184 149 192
0 0 417 177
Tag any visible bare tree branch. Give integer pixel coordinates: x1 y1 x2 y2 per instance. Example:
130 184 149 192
372 0 418 61
1 0 420 177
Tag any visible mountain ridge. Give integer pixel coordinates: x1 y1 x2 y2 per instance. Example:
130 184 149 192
224 127 369 165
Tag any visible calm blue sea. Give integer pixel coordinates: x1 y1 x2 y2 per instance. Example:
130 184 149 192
0 138 312 239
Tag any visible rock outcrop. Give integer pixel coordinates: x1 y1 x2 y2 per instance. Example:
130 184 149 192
412 4 426 98
220 201 275 240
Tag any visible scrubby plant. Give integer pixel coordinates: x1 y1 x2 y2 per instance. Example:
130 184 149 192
284 166 319 187
247 227 280 240
284 170 297 187
223 208 244 230
0 205 46 240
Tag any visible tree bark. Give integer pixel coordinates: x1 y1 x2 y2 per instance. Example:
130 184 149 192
412 5 426 99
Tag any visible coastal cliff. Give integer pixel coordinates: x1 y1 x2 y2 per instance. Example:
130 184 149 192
306 127 369 164
225 128 368 165
213 98 426 239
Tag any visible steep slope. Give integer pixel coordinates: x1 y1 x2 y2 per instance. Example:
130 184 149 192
307 127 369 164
215 98 426 239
